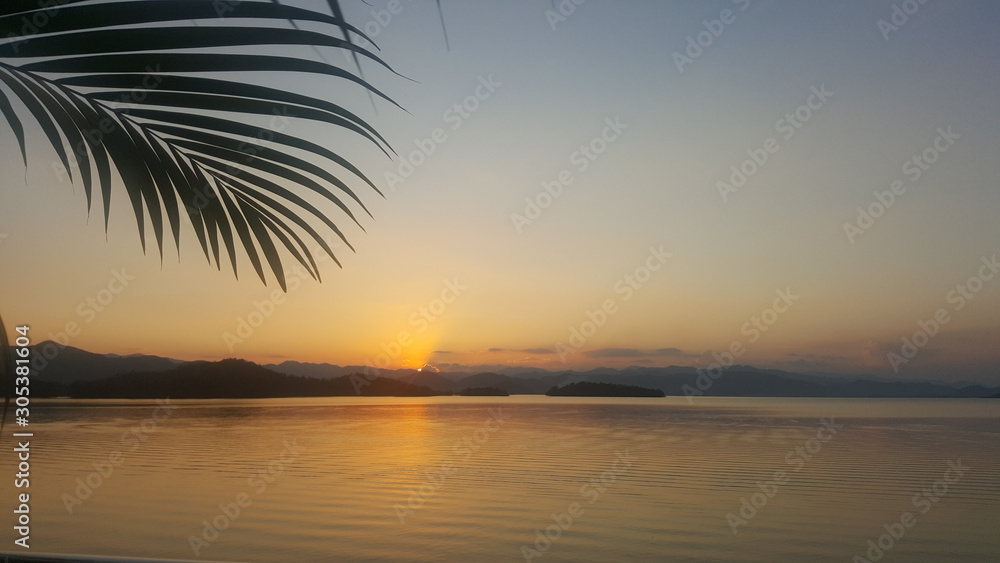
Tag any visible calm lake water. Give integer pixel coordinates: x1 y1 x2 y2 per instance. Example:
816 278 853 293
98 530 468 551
4 397 999 562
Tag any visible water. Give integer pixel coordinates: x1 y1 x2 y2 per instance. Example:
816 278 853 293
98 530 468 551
4 397 999 562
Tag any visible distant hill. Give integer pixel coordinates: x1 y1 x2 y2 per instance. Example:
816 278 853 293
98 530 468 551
31 341 182 383
395 370 464 392
568 368 999 399
32 359 440 399
452 372 542 394
548 381 665 397
19 344 1000 399
263 360 368 379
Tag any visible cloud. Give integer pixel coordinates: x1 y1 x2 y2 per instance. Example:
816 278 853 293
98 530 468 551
432 350 452 355
786 352 848 361
521 347 556 354
487 348 505 353
585 348 647 358
585 347 695 358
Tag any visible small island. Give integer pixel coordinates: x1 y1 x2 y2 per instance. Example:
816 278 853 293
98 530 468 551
546 381 666 398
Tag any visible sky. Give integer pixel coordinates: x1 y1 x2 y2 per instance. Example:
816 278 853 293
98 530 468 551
1 1 999 383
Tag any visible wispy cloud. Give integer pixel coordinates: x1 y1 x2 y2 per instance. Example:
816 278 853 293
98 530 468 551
654 347 687 356
585 348 647 358
522 347 556 354
585 347 696 358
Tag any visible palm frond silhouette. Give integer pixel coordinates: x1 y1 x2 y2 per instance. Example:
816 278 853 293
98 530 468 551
0 0 402 291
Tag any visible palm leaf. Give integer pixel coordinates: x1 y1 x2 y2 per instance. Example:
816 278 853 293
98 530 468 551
0 0 399 288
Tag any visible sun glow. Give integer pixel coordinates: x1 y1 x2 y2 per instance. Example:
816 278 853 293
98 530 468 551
389 336 440 371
